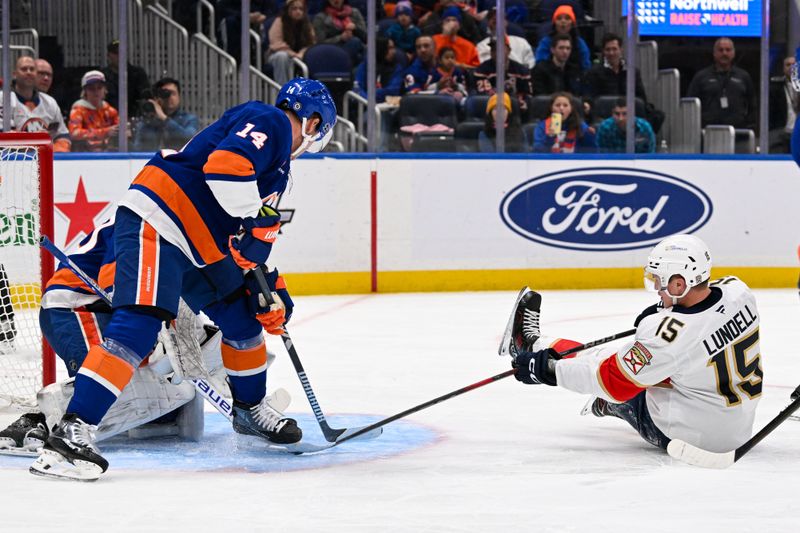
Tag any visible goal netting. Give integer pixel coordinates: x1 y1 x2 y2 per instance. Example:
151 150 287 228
0 133 54 410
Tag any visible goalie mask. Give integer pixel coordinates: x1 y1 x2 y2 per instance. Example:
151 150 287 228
644 234 711 304
792 46 800 92
276 78 337 158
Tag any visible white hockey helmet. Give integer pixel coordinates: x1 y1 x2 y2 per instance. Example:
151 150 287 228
644 234 712 300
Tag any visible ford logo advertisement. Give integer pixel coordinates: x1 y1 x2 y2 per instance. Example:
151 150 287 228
500 167 713 251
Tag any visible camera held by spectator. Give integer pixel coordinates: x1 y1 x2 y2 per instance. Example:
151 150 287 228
133 77 200 152
138 86 174 124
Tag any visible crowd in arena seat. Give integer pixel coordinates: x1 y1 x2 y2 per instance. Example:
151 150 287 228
2 0 798 154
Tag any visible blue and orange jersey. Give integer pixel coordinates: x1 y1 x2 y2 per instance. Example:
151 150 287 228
118 101 293 267
42 216 116 310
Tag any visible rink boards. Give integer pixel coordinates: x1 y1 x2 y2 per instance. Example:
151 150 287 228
48 153 800 294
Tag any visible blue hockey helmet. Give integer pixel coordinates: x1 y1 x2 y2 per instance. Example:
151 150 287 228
276 78 337 156
792 46 800 92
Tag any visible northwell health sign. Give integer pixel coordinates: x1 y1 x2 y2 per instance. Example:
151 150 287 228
623 0 762 37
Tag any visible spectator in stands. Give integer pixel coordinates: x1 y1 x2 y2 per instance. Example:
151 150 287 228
217 0 274 63
687 37 756 129
419 0 482 44
531 34 581 96
133 77 200 152
582 33 664 133
386 2 421 59
313 0 367 66
596 97 655 153
35 59 54 94
535 4 591 72
533 91 595 152
68 70 120 152
473 37 532 114
403 35 441 93
266 0 316 86
478 91 528 152
432 6 480 69
103 40 151 117
476 7 535 70
435 46 468 104
0 56 70 151
768 55 799 154
355 37 404 102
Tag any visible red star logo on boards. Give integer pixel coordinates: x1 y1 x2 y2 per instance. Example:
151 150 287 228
55 177 108 246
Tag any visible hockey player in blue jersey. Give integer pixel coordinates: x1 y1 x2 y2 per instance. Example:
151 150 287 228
30 78 337 481
2 217 289 456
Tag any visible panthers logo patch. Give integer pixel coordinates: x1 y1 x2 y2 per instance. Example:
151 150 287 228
622 342 653 375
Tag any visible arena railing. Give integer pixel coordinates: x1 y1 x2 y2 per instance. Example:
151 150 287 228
195 0 217 45
30 0 130 67
0 45 36 64
8 29 38 58
188 33 238 127
140 5 190 86
654 69 680 149
249 65 281 105
703 125 736 154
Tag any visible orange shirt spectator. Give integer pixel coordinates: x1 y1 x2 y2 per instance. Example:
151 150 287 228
68 70 120 152
432 6 479 68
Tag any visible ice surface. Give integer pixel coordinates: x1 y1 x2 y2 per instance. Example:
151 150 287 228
1 288 799 532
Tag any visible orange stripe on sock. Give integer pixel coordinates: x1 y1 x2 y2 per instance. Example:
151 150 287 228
132 166 226 264
137 222 159 306
221 341 267 373
81 345 136 392
203 149 254 177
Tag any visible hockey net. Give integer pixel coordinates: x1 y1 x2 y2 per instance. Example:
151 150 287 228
0 133 54 410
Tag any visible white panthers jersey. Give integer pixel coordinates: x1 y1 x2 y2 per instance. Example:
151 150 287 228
0 90 69 140
556 276 762 453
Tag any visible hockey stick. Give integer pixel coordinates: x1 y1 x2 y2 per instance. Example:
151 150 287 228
292 327 639 453
38 236 235 421
667 384 800 469
251 267 382 443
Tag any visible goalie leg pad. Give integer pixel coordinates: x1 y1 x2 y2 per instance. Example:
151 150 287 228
38 367 197 442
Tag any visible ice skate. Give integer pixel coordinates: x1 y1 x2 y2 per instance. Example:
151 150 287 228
498 287 542 359
232 394 302 445
582 397 614 418
30 414 108 482
0 412 48 457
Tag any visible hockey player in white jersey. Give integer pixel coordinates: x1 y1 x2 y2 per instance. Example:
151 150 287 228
504 234 763 454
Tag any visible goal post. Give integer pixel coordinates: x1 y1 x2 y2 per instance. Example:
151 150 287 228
0 132 55 409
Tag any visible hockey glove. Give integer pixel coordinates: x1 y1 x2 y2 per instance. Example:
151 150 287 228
244 266 294 335
229 205 281 270
634 302 663 328
513 348 558 386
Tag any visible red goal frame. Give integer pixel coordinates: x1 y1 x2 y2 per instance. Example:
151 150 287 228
0 132 55 387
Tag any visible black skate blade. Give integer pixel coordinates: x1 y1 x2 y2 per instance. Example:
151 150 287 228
498 286 532 357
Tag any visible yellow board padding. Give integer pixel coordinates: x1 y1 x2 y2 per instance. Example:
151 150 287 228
10 267 796 304
7 284 42 309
